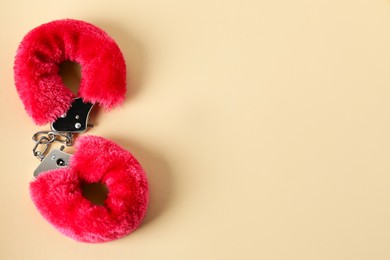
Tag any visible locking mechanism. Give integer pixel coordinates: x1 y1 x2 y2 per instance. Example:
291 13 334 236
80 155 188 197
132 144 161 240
31 98 94 177
33 146 71 177
51 98 94 133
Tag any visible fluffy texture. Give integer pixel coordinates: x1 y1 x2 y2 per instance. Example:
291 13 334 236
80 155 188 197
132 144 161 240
14 19 127 125
30 136 149 243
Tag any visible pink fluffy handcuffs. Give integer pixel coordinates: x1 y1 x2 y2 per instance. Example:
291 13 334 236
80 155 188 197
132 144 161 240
14 19 149 243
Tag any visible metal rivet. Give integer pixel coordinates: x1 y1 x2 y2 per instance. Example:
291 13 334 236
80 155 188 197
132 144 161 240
60 113 66 118
56 158 66 167
75 115 80 119
75 123 81 129
51 155 56 160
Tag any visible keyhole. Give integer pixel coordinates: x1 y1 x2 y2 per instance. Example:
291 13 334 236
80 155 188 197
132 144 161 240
59 61 81 95
81 182 109 206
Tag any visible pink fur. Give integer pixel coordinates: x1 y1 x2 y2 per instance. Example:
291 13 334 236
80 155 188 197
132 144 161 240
14 19 126 125
30 136 149 243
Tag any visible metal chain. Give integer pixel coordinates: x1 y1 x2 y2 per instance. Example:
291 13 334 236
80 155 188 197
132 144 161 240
32 131 74 161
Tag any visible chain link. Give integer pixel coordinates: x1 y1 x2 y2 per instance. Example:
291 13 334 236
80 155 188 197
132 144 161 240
32 131 74 161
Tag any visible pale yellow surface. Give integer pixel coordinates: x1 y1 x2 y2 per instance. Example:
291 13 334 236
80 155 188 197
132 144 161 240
1 0 390 259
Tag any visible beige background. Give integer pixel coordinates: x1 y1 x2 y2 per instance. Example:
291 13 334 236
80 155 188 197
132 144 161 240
1 0 390 259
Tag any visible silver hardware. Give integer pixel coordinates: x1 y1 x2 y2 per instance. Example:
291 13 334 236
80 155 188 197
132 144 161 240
32 131 74 161
33 131 73 146
33 136 51 161
33 147 72 177
31 98 94 176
